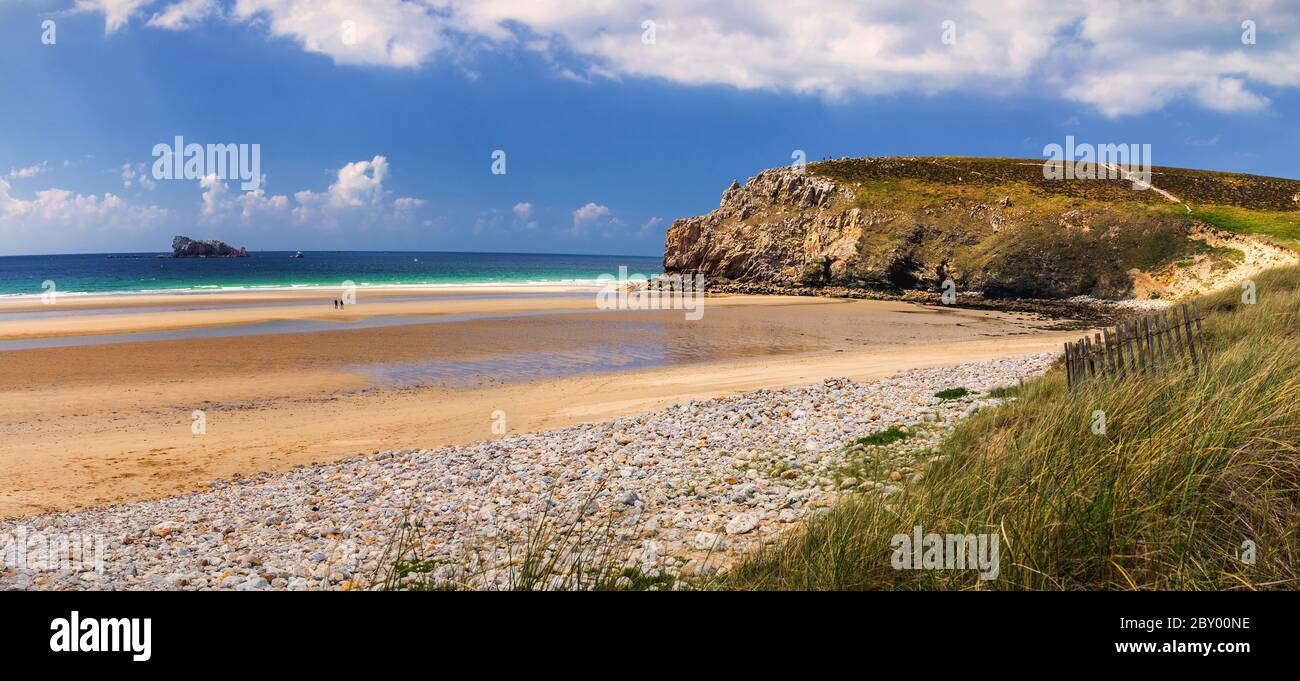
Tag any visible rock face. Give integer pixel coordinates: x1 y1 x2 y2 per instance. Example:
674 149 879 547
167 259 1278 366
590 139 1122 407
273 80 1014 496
664 158 1300 299
664 169 862 287
172 235 248 258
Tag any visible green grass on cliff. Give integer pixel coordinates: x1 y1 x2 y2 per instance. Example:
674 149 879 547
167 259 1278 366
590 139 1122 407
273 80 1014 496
723 265 1300 590
811 156 1300 211
1185 205 1300 250
816 156 1300 251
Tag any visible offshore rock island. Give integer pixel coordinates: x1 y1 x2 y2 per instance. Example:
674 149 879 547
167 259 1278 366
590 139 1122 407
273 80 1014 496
171 235 249 258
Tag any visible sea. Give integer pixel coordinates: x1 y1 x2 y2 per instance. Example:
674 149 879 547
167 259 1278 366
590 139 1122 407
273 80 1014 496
0 251 664 297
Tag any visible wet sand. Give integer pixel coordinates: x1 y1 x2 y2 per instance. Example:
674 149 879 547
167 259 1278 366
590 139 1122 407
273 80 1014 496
0 288 1080 517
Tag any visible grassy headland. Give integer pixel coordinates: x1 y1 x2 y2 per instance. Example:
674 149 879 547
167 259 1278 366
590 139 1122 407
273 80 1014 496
667 156 1298 300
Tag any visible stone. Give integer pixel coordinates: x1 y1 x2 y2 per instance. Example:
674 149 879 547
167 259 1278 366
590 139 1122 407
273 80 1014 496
694 531 722 550
151 521 184 538
724 513 759 535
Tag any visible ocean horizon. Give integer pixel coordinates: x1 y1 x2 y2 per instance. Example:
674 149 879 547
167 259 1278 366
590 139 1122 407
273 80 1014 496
0 250 664 297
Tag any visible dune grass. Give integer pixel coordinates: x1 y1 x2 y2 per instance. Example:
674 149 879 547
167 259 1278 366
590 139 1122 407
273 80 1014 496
723 266 1300 590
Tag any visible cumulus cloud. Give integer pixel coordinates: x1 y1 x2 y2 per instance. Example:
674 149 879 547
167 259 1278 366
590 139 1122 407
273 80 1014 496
230 0 447 68
198 173 229 217
147 0 219 30
512 201 536 229
236 185 290 219
185 155 417 227
0 177 168 230
76 1 1300 116
327 156 387 207
120 162 158 190
199 173 289 221
71 1 1300 117
291 155 402 224
7 162 49 180
571 201 613 235
72 0 158 34
394 197 426 212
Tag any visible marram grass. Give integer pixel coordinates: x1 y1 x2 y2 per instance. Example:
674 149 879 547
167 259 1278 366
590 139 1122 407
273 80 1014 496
723 266 1300 590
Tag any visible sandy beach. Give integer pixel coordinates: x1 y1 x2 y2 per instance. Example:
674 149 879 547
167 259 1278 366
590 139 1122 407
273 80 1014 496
0 286 1082 518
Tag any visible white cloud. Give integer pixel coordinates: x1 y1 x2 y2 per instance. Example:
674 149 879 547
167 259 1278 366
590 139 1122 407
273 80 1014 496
328 155 387 207
571 201 612 235
199 173 228 217
292 155 394 223
147 0 219 30
71 1 1300 117
120 162 158 190
7 162 49 180
231 0 447 68
72 0 158 34
0 177 168 230
237 186 290 219
394 197 426 211
273 155 424 226
511 201 537 229
200 173 289 221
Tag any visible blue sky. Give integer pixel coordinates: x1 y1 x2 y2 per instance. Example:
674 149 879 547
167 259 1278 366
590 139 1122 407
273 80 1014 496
2 1 1299 256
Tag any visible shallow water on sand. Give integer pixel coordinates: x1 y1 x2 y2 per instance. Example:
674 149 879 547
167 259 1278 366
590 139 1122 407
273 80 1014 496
353 345 672 388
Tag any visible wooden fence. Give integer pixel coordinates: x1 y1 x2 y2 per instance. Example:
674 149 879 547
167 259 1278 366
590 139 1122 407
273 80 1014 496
1065 302 1209 389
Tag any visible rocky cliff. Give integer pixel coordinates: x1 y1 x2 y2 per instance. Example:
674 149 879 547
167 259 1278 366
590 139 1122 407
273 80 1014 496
664 157 1299 300
171 235 248 258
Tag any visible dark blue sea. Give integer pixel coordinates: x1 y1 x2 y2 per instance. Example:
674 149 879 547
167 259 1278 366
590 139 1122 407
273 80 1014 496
0 251 664 296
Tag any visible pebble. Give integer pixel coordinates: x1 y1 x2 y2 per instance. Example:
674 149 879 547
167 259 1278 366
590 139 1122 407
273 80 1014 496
0 353 1053 591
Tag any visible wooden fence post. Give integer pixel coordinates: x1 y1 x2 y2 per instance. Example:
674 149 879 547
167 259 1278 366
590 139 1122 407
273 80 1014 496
1145 316 1156 370
1192 301 1209 366
1123 321 1133 371
1115 324 1127 378
1103 328 1116 375
1094 332 1105 377
1152 312 1165 367
1181 304 1199 368
1175 308 1185 361
1136 317 1148 372
1065 342 1073 389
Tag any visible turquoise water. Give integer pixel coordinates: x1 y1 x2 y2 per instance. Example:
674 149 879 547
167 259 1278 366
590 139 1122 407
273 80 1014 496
0 251 663 296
